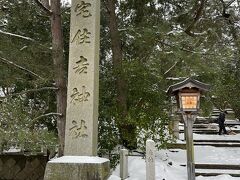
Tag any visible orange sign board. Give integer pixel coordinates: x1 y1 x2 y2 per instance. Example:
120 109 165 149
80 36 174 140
181 95 198 109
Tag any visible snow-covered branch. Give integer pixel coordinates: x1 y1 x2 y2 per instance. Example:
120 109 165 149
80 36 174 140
164 61 179 75
166 77 187 80
32 112 62 122
190 30 208 36
185 0 205 37
0 30 50 50
0 57 44 79
0 30 35 41
2 87 58 98
20 46 28 51
159 41 215 55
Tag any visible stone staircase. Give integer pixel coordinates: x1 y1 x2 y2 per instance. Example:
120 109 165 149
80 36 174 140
180 164 240 177
179 107 240 135
175 108 240 177
195 164 240 177
210 108 236 122
179 121 240 135
193 109 240 177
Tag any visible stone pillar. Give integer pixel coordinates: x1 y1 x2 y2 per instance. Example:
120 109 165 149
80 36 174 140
44 1 110 179
120 149 128 179
146 140 155 180
64 0 100 156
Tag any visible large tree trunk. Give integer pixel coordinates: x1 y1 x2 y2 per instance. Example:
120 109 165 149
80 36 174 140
50 0 67 156
230 26 240 119
105 0 137 149
225 8 240 120
105 0 127 116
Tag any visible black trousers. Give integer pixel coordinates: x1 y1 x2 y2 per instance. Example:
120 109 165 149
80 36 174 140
219 123 227 135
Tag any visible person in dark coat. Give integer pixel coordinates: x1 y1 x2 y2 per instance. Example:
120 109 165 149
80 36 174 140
218 110 228 135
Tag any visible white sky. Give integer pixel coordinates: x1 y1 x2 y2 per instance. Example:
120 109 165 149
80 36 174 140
62 0 71 5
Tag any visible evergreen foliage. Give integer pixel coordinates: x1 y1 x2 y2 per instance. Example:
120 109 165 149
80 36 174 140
0 0 240 160
0 97 57 152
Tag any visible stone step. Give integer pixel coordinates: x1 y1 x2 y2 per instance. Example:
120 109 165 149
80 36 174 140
195 164 240 170
195 164 240 177
225 120 240 125
211 112 220 114
194 139 240 143
193 121 240 127
180 129 240 134
217 108 234 113
193 124 217 128
192 128 218 132
195 119 208 124
167 142 240 149
195 171 240 177
181 163 240 170
194 142 240 147
196 117 239 124
211 108 234 112
180 130 217 134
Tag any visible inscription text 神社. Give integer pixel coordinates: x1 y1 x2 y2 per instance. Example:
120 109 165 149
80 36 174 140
70 86 90 104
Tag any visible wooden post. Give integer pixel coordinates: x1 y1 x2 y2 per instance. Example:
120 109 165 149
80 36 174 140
183 113 196 180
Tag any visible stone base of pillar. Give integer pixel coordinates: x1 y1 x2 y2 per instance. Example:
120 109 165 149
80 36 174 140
44 156 110 180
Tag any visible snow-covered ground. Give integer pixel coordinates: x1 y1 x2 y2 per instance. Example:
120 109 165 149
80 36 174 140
180 132 240 141
109 133 240 180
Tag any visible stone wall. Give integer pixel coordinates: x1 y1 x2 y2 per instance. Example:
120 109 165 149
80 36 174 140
0 154 48 180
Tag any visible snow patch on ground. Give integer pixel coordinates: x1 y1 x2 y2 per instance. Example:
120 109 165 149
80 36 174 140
49 156 109 164
109 133 240 180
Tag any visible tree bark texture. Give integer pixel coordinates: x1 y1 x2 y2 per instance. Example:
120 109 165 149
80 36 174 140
229 24 240 119
50 0 67 157
105 0 127 117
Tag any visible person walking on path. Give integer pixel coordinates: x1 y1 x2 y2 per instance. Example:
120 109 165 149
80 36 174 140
218 110 228 135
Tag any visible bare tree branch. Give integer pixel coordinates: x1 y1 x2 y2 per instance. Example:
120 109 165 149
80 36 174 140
0 30 35 41
164 61 179 75
34 0 52 15
166 77 187 80
159 41 216 55
226 0 236 7
0 57 44 79
1 87 58 98
32 112 62 122
20 46 28 51
0 30 50 50
185 0 206 37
